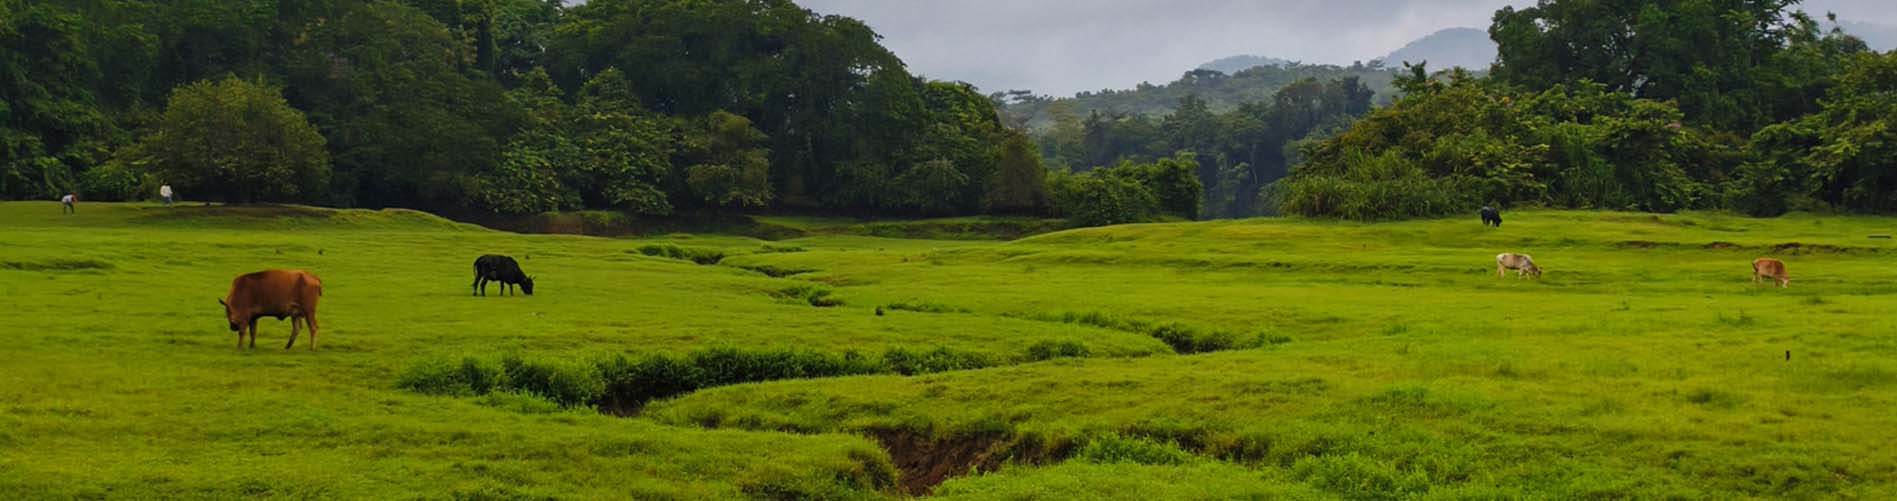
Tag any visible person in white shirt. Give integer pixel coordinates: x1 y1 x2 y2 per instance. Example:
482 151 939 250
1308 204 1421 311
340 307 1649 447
160 184 174 205
60 192 76 214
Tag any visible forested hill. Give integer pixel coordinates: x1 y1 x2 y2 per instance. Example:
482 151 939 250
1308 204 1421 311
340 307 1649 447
1196 55 1292 74
999 64 1398 131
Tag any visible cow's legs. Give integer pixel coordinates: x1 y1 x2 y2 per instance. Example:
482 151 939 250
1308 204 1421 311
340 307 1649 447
247 320 259 348
237 325 246 349
473 274 483 296
307 313 318 351
286 317 300 349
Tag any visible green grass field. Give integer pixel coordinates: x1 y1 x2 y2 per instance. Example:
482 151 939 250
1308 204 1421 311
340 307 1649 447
3 202 1895 499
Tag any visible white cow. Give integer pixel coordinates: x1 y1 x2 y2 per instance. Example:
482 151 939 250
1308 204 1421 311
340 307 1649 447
1496 253 1542 279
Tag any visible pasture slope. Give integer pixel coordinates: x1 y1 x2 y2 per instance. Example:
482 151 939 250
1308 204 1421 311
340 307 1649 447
1 202 1894 499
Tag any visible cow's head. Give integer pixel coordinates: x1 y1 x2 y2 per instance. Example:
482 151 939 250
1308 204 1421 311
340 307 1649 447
218 298 240 331
521 275 535 296
1527 266 1543 279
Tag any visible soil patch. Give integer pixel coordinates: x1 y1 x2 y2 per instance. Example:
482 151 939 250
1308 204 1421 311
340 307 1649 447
868 429 1008 496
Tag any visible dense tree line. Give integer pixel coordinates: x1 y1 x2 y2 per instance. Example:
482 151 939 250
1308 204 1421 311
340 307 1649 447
10 0 1891 224
0 0 1070 219
1033 78 1377 218
1280 0 1893 219
999 63 1397 132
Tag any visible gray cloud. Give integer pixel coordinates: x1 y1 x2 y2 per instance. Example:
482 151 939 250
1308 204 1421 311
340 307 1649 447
798 0 1897 97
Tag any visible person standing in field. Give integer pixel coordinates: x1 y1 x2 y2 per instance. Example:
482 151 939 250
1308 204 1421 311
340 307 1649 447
60 192 76 214
160 183 174 205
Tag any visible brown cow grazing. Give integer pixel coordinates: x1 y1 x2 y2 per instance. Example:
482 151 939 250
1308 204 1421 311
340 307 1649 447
1753 258 1790 288
1496 253 1542 279
220 269 323 350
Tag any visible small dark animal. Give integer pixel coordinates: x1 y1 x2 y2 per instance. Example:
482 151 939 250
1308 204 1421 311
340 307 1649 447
1480 206 1502 227
220 269 323 350
474 255 535 296
875 306 885 317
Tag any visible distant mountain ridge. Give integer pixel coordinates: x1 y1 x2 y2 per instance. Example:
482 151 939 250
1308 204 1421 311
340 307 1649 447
1000 63 1397 131
1197 55 1294 74
1379 27 1496 71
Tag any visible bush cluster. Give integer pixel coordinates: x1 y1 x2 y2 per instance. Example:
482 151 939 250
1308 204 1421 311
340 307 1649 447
774 284 844 307
1033 311 1257 354
635 244 726 265
1025 340 1092 361
1048 153 1204 227
1076 433 1198 466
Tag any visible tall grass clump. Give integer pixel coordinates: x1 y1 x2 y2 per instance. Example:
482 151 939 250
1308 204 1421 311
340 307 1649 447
1029 310 1255 354
1076 433 1197 465
883 347 995 375
1025 340 1091 361
635 244 726 265
396 356 507 397
686 347 886 387
775 284 844 307
501 355 606 407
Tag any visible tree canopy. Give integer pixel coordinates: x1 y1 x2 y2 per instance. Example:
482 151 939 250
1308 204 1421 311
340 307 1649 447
132 76 329 204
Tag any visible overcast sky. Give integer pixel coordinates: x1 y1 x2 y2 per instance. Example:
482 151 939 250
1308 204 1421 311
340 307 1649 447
797 0 1897 97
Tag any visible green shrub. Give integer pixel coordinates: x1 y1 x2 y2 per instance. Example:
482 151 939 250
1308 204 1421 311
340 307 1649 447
774 284 844 307
1077 433 1196 465
395 356 471 396
77 163 147 202
756 244 806 254
1291 452 1433 498
1149 323 1245 354
635 244 725 265
687 347 884 387
501 356 605 408
396 356 505 397
1050 170 1161 227
596 354 704 408
1025 340 1091 361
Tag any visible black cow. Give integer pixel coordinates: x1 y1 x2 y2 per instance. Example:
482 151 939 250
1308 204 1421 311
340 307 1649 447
473 255 535 296
1480 206 1502 227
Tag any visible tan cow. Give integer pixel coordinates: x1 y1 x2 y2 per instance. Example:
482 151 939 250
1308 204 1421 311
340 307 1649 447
1496 253 1542 279
220 269 324 350
1753 258 1790 288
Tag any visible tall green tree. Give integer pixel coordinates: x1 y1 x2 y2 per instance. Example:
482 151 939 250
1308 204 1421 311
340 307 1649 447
0 1 119 199
1490 0 1863 130
131 76 329 203
681 111 773 210
285 0 519 209
985 132 1051 214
